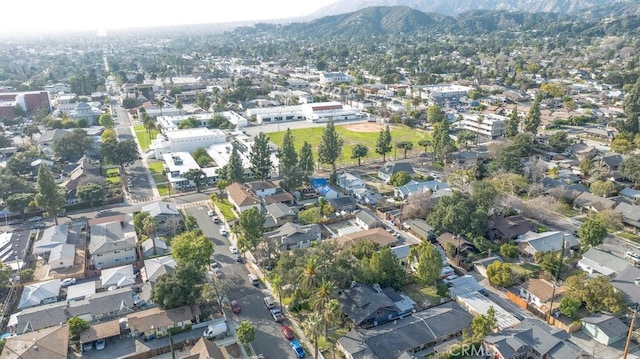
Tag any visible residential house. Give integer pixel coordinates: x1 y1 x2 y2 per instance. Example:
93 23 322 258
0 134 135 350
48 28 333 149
542 178 588 200
263 222 322 251
100 264 136 289
621 188 640 204
486 215 536 242
138 255 177 306
611 265 640 306
574 191 616 213
483 319 589 359
355 209 382 230
327 196 357 212
48 243 75 270
265 203 296 227
353 188 383 206
519 278 564 310
452 150 488 168
141 237 168 258
262 191 296 206
317 185 339 199
436 232 477 258
378 162 415 183
67 282 97 301
614 202 640 231
514 231 579 257
0 324 69 359
565 142 597 160
600 153 624 172
581 314 628 346
36 129 69 156
61 157 102 204
337 302 472 359
8 287 134 334
448 275 487 298
127 306 197 340
337 172 366 193
141 201 181 235
338 282 415 328
226 182 260 213
457 291 521 330
17 279 61 309
183 337 226 359
405 219 435 241
79 320 122 352
472 256 504 279
88 216 137 270
394 180 448 200
577 248 630 276
334 228 398 250
245 180 277 198
33 224 68 256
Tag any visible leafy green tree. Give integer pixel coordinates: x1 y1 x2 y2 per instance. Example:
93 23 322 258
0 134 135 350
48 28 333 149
578 219 607 247
0 174 33 201
427 191 488 237
250 132 273 181
19 268 34 282
236 321 256 345
590 180 615 197
499 243 520 260
523 94 542 135
318 119 344 171
171 231 214 269
566 273 626 314
52 129 93 161
621 154 640 187
389 171 412 186
489 146 524 175
622 77 640 134
102 128 117 142
299 141 315 180
302 313 323 359
351 144 368 166
409 242 443 285
349 240 380 260
76 182 106 207
271 274 284 311
68 316 90 342
7 152 37 176
505 107 520 137
152 263 205 309
175 99 183 115
98 113 115 128
310 279 336 335
418 138 431 156
35 165 66 221
133 212 152 234
359 247 406 289
22 125 40 141
456 131 475 150
489 173 529 195
0 262 11 289
432 120 455 164
610 137 636 154
323 299 342 338
580 157 594 177
375 125 392 161
238 207 265 252
141 216 158 241
535 251 563 274
225 144 244 183
472 306 497 339
278 128 298 171
396 140 414 159
486 261 514 287
100 138 139 174
548 131 570 152
427 104 445 123
183 168 206 192
559 296 581 318
6 193 35 218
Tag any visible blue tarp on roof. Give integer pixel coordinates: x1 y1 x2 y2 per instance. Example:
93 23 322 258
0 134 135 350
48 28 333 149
311 178 327 188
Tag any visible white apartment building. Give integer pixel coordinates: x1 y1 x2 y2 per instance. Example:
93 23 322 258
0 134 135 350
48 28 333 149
408 84 473 101
319 72 353 84
455 113 507 139
162 152 202 189
151 128 226 160
156 114 213 132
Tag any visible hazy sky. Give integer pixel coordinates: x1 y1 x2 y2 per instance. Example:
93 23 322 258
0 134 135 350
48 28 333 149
0 0 338 35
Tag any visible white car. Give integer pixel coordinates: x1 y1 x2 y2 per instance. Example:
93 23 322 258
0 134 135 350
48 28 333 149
61 278 76 287
229 246 238 254
95 338 106 351
27 216 42 222
207 210 215 217
220 228 228 236
213 267 223 278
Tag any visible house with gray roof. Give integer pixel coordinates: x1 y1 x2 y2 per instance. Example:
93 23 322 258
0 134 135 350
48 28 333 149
141 201 181 235
355 209 382 230
141 237 168 258
621 187 640 204
577 248 630 276
394 179 448 200
614 202 640 230
33 224 68 255
378 162 414 183
263 222 322 251
337 282 414 328
473 256 503 278
265 202 296 227
17 279 61 309
483 318 588 359
337 302 472 359
336 172 365 193
581 314 628 345
405 219 435 241
327 196 357 212
611 265 640 306
89 217 137 269
514 231 579 257
100 264 136 289
574 192 616 213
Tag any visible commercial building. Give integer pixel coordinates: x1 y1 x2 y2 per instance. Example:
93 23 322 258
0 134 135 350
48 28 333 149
151 127 226 160
246 101 360 124
454 113 507 139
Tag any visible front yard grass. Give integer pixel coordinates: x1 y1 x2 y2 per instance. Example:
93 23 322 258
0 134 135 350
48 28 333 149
147 161 167 183
618 232 640 243
510 263 539 278
211 197 237 221
403 283 441 306
134 124 158 150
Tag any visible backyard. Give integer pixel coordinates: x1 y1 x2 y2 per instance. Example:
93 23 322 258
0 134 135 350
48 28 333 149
211 197 237 221
134 124 159 150
148 160 169 196
268 123 430 167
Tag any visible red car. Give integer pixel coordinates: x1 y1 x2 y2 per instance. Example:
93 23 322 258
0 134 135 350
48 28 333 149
281 325 294 340
230 300 241 314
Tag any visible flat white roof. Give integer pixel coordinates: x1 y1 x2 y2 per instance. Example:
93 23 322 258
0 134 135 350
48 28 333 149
162 152 200 173
456 291 520 330
67 281 97 300
165 127 225 141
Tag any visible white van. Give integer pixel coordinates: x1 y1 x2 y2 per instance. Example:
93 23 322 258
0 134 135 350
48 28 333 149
264 296 275 309
248 274 259 286
203 320 228 339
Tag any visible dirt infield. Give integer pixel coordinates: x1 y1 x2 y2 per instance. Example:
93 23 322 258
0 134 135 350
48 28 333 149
342 122 386 132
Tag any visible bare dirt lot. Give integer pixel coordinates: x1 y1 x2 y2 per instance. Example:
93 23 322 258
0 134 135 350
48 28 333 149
342 122 386 132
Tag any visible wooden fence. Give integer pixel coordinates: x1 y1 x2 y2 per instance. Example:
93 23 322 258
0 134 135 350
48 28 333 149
506 291 527 309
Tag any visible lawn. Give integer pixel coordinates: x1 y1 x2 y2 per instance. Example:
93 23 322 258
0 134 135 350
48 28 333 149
618 232 640 243
509 263 539 278
134 124 159 150
148 161 166 182
211 197 237 221
403 283 441 306
267 123 430 167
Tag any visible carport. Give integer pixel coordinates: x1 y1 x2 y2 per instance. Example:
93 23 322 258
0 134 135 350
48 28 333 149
80 319 121 345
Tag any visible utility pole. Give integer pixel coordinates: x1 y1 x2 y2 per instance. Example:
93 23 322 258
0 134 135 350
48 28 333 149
547 238 565 324
623 306 638 359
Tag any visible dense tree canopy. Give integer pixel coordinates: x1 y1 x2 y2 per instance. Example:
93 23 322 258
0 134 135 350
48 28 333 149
318 119 344 171
52 129 93 161
375 125 392 162
249 132 273 181
578 219 608 247
428 191 488 237
409 241 443 285
171 231 214 269
152 263 205 309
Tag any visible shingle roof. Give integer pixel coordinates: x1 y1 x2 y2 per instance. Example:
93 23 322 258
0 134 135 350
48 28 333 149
520 279 562 303
127 306 194 333
226 182 260 207
355 209 381 227
574 192 616 211
142 201 179 217
515 231 579 255
582 314 628 338
88 221 137 255
17 279 61 309
338 283 399 326
379 162 414 177
0 324 69 359
265 202 295 219
142 255 177 283
334 228 397 250
100 264 135 288
579 248 630 275
611 265 640 305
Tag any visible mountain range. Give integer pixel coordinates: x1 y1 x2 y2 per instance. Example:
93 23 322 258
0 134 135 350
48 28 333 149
311 0 635 18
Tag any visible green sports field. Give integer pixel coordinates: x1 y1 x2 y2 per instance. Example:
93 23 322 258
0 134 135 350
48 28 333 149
267 123 430 167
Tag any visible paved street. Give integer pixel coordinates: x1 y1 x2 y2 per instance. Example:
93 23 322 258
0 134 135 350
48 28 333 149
184 205 298 359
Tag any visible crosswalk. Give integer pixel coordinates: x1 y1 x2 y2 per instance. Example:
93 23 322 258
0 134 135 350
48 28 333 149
177 200 210 209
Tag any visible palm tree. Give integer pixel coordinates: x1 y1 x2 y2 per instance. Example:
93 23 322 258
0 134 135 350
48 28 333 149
302 313 323 359
175 99 183 115
272 274 284 311
311 280 336 337
298 256 320 293
145 119 156 139
475 114 484 145
236 321 256 345
323 299 343 338
156 99 164 116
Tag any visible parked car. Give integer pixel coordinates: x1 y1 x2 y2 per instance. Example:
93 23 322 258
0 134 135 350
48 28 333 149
95 338 106 351
61 278 76 287
229 246 238 254
290 339 306 358
8 219 21 225
207 210 215 217
213 268 223 278
32 223 47 229
281 325 294 340
210 259 219 268
212 216 220 223
82 342 93 352
220 228 228 236
270 308 284 322
27 216 42 222
230 300 241 314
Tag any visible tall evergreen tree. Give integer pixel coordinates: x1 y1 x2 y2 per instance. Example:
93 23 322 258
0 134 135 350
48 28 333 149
375 125 393 162
505 106 520 137
432 120 454 164
623 77 640 134
277 128 298 172
249 132 273 181
523 94 541 135
317 119 343 171
35 165 66 222
226 144 244 183
299 141 315 180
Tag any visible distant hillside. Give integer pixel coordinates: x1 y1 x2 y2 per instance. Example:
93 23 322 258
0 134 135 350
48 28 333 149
312 0 634 18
